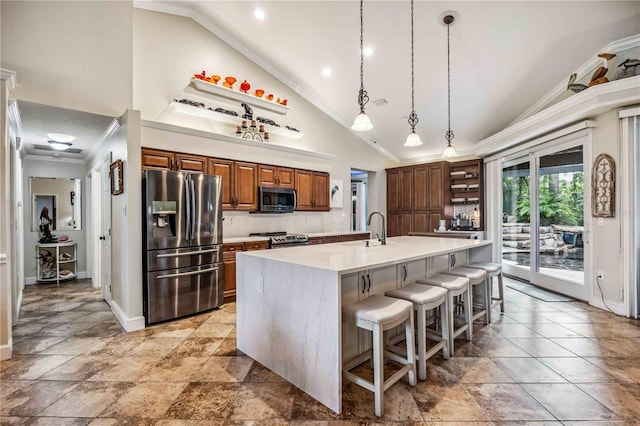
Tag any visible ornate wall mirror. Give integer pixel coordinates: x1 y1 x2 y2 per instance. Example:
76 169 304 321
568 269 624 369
110 159 123 195
30 177 82 231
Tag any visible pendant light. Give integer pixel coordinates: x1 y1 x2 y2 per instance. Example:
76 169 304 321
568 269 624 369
442 14 457 157
352 0 373 131
404 0 422 147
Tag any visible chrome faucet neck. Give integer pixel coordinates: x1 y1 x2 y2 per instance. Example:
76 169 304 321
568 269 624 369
367 211 386 245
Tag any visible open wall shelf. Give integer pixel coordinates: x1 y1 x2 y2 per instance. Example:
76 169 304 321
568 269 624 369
191 78 290 115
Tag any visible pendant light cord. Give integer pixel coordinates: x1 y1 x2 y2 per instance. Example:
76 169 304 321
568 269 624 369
407 0 418 131
445 18 454 144
357 0 369 113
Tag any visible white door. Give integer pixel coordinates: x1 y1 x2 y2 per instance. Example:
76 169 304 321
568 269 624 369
101 153 112 302
90 168 102 289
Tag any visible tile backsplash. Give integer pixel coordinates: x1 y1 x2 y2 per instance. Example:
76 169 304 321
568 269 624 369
223 210 349 237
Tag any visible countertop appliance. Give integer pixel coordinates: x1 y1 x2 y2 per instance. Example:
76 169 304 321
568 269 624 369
258 187 296 213
142 169 223 325
249 231 308 248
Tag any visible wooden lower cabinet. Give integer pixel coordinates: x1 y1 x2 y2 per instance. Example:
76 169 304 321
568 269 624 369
388 212 412 237
322 235 342 244
222 241 268 303
308 237 324 245
340 233 369 242
413 211 445 234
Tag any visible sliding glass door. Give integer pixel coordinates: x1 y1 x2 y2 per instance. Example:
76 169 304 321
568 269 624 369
501 141 589 300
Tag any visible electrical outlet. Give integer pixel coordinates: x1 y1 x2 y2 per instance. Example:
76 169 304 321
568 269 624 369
597 270 604 280
257 277 264 293
619 287 624 301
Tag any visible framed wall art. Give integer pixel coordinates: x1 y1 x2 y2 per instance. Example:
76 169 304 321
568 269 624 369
591 153 615 217
330 179 343 209
110 159 124 196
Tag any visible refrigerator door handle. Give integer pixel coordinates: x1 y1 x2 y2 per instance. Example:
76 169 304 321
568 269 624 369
156 248 219 258
190 178 197 240
184 174 191 241
156 266 219 280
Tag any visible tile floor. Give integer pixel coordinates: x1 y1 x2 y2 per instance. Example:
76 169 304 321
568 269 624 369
2 278 640 425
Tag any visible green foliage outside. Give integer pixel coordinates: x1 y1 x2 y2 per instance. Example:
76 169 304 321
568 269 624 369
503 172 584 226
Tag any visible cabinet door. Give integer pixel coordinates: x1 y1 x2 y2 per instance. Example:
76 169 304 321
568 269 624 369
141 148 174 171
313 172 330 211
234 162 259 210
400 259 427 286
428 163 445 210
277 167 295 189
307 237 324 245
258 165 278 187
413 165 429 210
387 169 401 211
388 212 402 237
175 153 207 173
209 159 234 209
400 211 412 236
323 235 341 244
341 233 369 242
400 168 414 210
295 170 313 210
428 211 445 235
413 211 431 233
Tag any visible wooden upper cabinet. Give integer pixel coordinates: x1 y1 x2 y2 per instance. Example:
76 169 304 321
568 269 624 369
141 148 173 171
175 153 207 173
400 169 414 210
258 165 295 189
427 163 445 210
209 158 234 209
313 172 330 211
234 162 259 210
208 159 258 211
413 166 429 210
387 169 401 211
295 170 329 211
141 148 206 173
387 167 413 212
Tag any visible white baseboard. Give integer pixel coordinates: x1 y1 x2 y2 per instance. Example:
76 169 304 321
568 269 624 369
109 299 145 332
589 296 627 317
25 271 87 286
1 343 13 360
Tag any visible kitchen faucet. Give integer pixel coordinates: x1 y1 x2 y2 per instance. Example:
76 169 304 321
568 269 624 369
367 211 386 245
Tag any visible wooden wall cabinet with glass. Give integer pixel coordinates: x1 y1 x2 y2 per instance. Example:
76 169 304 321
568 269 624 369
141 148 207 173
223 240 269 302
295 170 330 211
209 158 259 210
447 159 484 229
258 165 295 189
36 241 77 285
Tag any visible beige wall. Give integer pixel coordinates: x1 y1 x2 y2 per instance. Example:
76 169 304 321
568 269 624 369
1 0 133 117
133 9 394 235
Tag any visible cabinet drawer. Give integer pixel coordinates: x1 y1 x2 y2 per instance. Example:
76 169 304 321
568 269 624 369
223 243 244 260
341 233 369 242
307 237 324 245
244 241 269 251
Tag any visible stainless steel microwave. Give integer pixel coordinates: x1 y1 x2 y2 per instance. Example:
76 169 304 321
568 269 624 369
259 187 296 213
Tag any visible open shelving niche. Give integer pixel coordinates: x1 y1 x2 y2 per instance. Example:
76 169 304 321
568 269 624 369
36 241 77 285
191 78 291 115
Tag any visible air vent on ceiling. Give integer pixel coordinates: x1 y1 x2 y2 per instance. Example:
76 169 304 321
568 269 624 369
373 98 388 106
33 144 83 154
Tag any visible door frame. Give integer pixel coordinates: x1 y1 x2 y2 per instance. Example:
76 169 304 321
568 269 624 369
500 132 592 301
101 152 112 302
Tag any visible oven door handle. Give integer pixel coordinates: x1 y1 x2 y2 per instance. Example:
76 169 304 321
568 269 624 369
156 248 219 258
156 266 219 280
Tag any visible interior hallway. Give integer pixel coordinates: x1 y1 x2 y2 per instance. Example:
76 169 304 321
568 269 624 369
2 279 640 424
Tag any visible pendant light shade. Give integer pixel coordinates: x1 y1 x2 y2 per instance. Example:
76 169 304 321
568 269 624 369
352 0 373 132
404 0 422 147
442 14 457 157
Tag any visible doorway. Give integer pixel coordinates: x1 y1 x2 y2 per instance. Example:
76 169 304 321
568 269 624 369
350 169 368 232
501 141 590 300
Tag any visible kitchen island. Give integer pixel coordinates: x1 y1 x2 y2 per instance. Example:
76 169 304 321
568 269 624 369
236 235 493 414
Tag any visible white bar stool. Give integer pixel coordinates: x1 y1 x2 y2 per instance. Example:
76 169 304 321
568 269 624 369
442 266 489 325
385 283 449 380
467 262 504 322
342 295 417 417
416 274 471 355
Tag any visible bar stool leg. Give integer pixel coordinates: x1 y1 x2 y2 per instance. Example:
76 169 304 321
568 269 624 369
440 302 450 359
416 307 427 380
465 286 473 340
498 273 505 313
446 292 455 354
405 312 416 386
373 324 384 417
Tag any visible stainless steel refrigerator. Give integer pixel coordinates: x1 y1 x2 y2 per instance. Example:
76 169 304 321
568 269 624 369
142 169 224 324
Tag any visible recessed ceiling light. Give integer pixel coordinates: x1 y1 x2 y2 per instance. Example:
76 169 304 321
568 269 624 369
48 140 72 151
254 9 265 20
47 133 75 142
322 67 332 77
363 46 374 56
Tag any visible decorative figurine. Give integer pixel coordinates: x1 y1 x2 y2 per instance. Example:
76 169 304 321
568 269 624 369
240 80 251 93
39 206 55 243
211 75 221 84
223 76 237 89
267 93 274 101
241 103 253 120
566 73 588 93
254 89 265 98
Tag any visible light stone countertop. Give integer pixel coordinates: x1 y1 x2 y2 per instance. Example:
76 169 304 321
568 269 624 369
223 230 369 244
306 231 370 238
223 236 270 244
237 235 492 274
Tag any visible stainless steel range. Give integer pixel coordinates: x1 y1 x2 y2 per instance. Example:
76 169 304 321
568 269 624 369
250 231 309 248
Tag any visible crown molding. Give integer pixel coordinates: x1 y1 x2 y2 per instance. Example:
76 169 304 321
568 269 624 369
84 118 121 164
23 154 87 165
0 69 17 90
133 1 398 163
510 34 640 125
475 75 640 157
